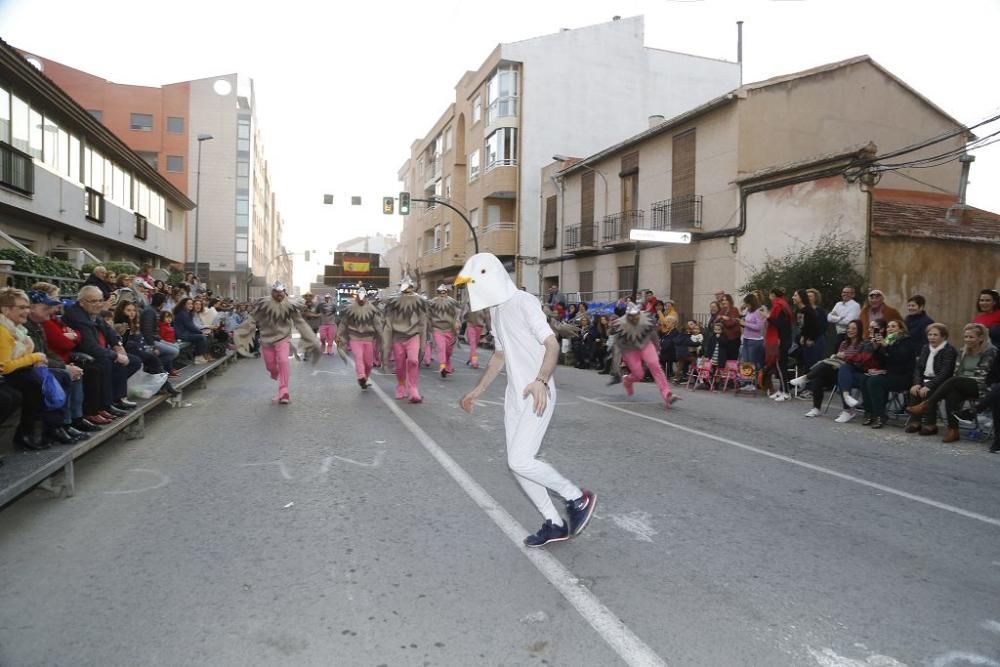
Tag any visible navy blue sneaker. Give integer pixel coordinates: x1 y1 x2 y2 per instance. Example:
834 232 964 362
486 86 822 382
565 490 597 537
523 520 570 548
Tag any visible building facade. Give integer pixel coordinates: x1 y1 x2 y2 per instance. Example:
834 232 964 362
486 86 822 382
397 15 741 294
15 50 289 298
540 56 983 323
0 40 193 274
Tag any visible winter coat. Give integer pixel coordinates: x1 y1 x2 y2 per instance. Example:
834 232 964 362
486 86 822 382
912 342 958 391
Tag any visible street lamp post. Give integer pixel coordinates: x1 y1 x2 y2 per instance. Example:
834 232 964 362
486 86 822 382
193 133 214 279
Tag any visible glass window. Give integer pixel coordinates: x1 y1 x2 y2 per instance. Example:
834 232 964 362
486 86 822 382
166 155 183 172
238 121 250 139
137 151 158 171
444 223 451 247
0 87 10 144
468 149 480 181
237 162 250 177
237 176 249 190
472 95 482 124
69 135 80 182
56 128 69 176
130 113 153 131
165 208 173 231
470 208 480 229
41 117 60 169
236 237 248 252
28 108 43 159
236 214 249 230
487 65 519 124
122 171 132 208
11 95 29 153
89 149 104 193
444 175 451 199
104 158 114 201
485 128 517 169
83 147 91 186
236 196 249 215
167 116 184 133
87 109 102 122
487 205 501 227
237 138 250 152
444 125 452 152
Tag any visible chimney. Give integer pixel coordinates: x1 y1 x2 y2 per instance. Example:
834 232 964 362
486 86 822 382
648 115 665 128
613 15 621 21
957 153 975 205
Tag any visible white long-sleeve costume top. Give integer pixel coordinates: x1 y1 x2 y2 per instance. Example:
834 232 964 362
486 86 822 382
490 290 556 402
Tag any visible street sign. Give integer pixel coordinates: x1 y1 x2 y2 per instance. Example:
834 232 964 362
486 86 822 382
629 229 692 244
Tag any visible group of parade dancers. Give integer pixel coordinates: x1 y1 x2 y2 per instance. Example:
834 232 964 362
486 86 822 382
233 252 679 546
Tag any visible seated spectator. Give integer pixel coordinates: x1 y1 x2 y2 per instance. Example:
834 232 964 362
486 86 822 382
954 347 1000 453
159 311 178 343
658 314 682 379
571 315 591 369
591 315 612 373
192 299 215 333
904 323 957 437
566 304 579 323
790 319 872 422
172 297 210 364
860 289 902 338
0 377 22 464
573 302 589 325
740 293 766 369
83 265 113 300
905 295 934 346
907 323 997 443
114 301 168 377
0 287 63 450
673 320 704 383
859 319 917 428
141 293 180 378
973 289 1000 347
62 285 142 417
25 290 93 443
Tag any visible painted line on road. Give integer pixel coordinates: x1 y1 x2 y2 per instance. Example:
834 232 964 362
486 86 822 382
580 396 1000 529
368 379 667 667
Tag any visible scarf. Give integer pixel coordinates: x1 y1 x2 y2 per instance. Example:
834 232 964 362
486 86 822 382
0 313 32 360
923 340 945 379
885 332 899 346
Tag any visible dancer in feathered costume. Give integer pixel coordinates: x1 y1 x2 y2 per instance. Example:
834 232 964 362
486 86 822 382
610 301 677 409
464 306 489 369
458 253 596 548
336 286 383 390
234 281 320 404
429 283 461 378
316 293 338 355
381 275 429 403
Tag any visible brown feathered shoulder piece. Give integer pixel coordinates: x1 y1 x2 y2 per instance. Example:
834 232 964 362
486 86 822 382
341 300 381 326
384 293 428 319
428 295 459 318
611 312 658 348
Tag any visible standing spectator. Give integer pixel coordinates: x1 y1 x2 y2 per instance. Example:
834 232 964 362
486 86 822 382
141 293 180 377
673 320 704 382
172 298 210 364
717 294 742 361
740 293 766 369
793 289 824 373
591 315 612 373
973 289 1000 347
642 290 657 314
904 295 934 346
658 314 682 379
545 283 565 307
764 287 794 400
166 264 186 287
860 318 917 428
907 323 997 443
83 265 113 301
0 288 59 450
136 264 153 284
807 289 828 356
860 289 902 338
62 286 142 415
827 286 861 349
706 300 721 331
904 323 957 436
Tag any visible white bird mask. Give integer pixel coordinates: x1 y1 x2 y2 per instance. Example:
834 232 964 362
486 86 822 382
455 252 517 312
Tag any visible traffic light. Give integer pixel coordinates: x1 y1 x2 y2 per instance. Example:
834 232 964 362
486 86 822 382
382 196 394 215
398 191 411 215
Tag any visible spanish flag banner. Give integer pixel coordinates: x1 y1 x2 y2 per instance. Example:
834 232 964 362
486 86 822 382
343 259 370 274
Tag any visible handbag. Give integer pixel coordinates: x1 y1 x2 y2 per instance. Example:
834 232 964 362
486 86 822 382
35 366 67 411
818 356 845 370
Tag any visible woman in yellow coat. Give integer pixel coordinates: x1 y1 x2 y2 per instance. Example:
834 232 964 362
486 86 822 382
0 287 54 450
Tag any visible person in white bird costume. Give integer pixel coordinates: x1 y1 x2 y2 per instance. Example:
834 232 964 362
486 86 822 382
458 253 596 547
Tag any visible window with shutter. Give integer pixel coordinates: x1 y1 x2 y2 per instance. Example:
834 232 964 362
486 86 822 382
543 195 557 249
581 172 595 246
579 271 593 302
672 129 696 228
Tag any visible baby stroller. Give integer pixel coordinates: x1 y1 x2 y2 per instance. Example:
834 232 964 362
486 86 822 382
208 328 229 359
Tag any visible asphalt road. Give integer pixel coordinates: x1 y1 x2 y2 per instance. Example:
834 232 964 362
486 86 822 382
1 343 998 667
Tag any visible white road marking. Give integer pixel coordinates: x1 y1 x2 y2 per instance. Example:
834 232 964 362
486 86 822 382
241 460 293 480
931 651 1000 667
331 451 384 469
581 396 1000 529
982 619 1000 634
609 511 657 543
808 647 907 666
369 379 667 666
102 468 171 495
311 369 346 376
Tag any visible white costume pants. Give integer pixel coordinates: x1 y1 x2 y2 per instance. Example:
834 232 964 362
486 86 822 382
504 384 581 525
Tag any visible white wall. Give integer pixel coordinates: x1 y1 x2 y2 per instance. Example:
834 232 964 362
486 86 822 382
502 16 741 293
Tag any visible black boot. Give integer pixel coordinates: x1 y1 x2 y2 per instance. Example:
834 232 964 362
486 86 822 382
47 425 76 445
64 425 90 441
14 426 49 451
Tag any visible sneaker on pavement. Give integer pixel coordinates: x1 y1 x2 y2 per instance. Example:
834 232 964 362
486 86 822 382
789 376 808 388
804 407 821 417
523 519 570 548
773 392 790 402
565 490 597 537
834 410 855 423
843 393 860 409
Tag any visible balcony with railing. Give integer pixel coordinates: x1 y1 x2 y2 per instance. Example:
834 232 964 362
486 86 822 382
649 195 702 231
601 210 644 246
422 154 442 189
564 223 599 252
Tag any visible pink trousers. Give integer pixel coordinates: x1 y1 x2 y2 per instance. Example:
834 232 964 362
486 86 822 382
433 329 456 373
318 324 337 354
622 342 672 404
392 336 422 400
465 325 483 366
262 339 290 399
349 339 375 380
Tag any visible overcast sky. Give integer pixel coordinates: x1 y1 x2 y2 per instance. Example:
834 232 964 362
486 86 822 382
2 0 997 288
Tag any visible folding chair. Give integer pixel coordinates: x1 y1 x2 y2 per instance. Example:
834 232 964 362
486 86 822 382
686 358 715 390
714 360 740 393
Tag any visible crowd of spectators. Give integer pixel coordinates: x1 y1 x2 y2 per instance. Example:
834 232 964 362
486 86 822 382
549 285 1000 453
0 264 250 457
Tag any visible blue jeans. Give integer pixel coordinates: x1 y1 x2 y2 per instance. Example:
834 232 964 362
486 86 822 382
49 368 84 423
741 338 764 368
153 340 180 371
836 364 865 408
